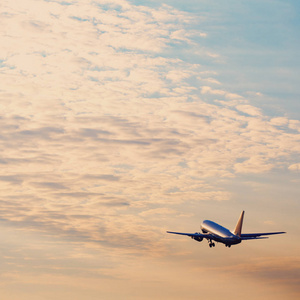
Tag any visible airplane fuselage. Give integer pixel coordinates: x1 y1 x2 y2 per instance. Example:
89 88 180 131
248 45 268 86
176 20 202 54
200 220 241 246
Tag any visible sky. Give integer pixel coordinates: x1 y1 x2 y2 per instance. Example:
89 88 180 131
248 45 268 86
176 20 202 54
0 0 299 299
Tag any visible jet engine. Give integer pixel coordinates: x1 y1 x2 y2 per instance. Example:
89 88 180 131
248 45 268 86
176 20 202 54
192 235 203 242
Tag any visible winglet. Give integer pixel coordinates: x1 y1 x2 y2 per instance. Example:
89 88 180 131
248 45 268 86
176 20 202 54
233 210 244 237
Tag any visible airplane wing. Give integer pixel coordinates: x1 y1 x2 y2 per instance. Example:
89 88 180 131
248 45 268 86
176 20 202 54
240 231 286 240
166 231 211 239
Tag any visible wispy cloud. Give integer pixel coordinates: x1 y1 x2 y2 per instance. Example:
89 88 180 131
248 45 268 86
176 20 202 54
216 257 300 293
0 2 299 298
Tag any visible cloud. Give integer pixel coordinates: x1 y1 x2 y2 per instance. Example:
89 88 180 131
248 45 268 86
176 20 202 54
236 104 262 117
288 163 300 171
0 175 23 185
234 157 273 173
218 257 300 292
270 117 289 126
0 0 299 264
201 86 243 101
139 207 178 217
83 174 121 181
0 3 299 300
31 182 69 190
289 120 300 132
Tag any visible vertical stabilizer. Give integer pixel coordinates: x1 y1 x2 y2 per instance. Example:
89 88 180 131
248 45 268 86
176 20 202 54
233 211 244 237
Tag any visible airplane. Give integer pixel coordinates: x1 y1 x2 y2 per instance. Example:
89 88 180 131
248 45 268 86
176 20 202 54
167 211 286 248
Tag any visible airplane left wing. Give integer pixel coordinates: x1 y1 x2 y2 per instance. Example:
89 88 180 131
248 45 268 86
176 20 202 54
241 231 286 240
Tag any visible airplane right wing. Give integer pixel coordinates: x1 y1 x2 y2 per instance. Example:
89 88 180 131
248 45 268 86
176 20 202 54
240 231 286 240
167 231 207 237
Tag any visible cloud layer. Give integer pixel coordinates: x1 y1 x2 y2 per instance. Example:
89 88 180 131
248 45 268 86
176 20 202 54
1 0 300 249
0 1 299 299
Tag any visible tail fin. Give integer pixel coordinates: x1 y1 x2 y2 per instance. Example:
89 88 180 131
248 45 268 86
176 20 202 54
233 210 244 237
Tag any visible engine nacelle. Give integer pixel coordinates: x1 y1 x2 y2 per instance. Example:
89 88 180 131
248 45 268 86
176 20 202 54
192 236 203 242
